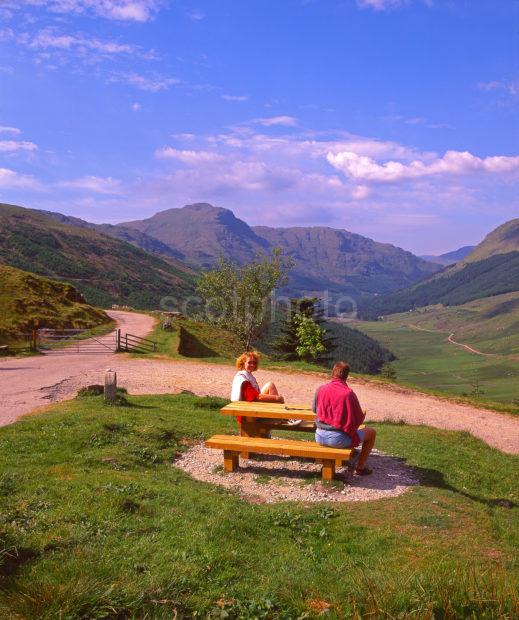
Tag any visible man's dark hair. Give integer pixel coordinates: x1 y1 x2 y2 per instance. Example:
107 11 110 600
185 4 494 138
331 361 350 380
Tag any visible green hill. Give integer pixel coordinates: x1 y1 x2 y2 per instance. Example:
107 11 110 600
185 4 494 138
359 253 519 320
0 264 110 342
461 218 519 265
358 218 519 320
0 203 196 310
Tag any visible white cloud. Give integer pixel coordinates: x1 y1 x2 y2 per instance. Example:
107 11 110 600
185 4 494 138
11 1 161 23
254 115 298 127
131 102 142 111
352 185 371 199
0 126 21 135
14 28 149 59
0 167 40 188
478 80 519 97
327 150 519 183
222 94 249 102
0 140 38 152
112 72 180 92
57 176 123 194
187 9 205 20
357 0 408 10
357 0 433 10
155 147 223 164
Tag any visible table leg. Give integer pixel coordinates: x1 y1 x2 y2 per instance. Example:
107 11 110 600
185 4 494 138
223 450 238 472
321 460 335 481
240 418 259 458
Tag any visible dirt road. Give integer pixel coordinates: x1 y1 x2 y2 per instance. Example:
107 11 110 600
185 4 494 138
84 358 515 455
0 311 154 426
1 312 518 454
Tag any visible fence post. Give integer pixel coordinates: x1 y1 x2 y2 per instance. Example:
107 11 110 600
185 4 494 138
31 329 37 351
125 334 128 351
116 329 121 352
104 368 117 402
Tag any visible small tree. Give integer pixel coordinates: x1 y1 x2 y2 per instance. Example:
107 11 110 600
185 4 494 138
294 314 326 361
270 297 336 364
380 362 397 382
196 249 293 350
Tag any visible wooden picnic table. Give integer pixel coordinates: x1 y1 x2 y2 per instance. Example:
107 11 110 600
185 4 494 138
220 401 316 446
210 401 353 479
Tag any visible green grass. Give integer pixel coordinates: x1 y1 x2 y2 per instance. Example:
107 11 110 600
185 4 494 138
140 318 361 377
0 264 111 345
353 320 519 410
0 392 517 618
381 292 519 356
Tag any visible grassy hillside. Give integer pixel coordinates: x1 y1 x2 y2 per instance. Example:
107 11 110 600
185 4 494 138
0 264 110 343
0 203 196 310
0 393 517 618
142 318 244 363
359 251 519 319
462 217 519 265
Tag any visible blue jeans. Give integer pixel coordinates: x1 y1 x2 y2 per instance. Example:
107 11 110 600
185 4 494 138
315 428 365 448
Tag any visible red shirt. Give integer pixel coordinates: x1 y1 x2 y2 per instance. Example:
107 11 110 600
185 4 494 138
236 381 260 425
315 378 365 447
241 381 260 402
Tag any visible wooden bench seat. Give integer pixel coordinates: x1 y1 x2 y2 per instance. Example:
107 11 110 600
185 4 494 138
205 434 353 481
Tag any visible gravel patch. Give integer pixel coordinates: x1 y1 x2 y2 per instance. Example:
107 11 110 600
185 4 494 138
175 442 419 504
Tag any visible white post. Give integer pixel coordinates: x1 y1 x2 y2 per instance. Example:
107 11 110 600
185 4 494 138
104 368 117 402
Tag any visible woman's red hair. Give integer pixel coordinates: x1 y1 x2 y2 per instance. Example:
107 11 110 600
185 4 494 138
235 351 261 370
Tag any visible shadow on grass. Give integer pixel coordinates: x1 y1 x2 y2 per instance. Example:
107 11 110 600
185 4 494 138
412 464 516 509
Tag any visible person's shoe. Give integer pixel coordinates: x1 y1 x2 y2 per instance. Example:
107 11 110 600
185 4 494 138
354 467 373 476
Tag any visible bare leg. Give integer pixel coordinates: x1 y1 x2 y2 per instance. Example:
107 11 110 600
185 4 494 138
356 427 376 471
260 381 279 395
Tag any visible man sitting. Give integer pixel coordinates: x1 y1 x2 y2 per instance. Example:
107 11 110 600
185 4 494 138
313 361 376 475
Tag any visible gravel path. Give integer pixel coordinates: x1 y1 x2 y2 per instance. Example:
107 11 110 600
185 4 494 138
0 310 154 426
80 357 518 455
176 443 419 504
2 312 518 455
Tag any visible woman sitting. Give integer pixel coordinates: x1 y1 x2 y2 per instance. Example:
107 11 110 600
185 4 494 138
230 351 284 403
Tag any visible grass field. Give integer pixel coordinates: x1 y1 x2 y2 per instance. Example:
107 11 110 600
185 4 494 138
0 392 517 618
352 320 519 407
380 292 519 356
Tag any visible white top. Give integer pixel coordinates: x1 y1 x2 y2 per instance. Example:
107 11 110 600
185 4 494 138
230 370 260 401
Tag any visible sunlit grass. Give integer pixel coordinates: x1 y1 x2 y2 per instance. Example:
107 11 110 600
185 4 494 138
0 392 517 618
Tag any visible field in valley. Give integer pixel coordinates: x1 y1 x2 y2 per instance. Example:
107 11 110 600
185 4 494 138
353 316 519 407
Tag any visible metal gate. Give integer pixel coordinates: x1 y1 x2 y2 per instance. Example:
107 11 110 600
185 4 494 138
37 328 117 354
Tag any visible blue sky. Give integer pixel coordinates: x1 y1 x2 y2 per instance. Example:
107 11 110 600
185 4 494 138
0 0 518 254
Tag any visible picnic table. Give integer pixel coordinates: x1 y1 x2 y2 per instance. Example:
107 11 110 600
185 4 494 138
220 401 315 439
206 401 355 480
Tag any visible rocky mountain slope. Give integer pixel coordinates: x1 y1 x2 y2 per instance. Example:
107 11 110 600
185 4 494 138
121 203 440 298
420 245 475 266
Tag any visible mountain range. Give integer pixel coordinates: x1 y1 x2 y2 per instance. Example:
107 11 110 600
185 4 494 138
120 203 440 298
22 201 442 304
2 201 516 317
420 245 475 266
